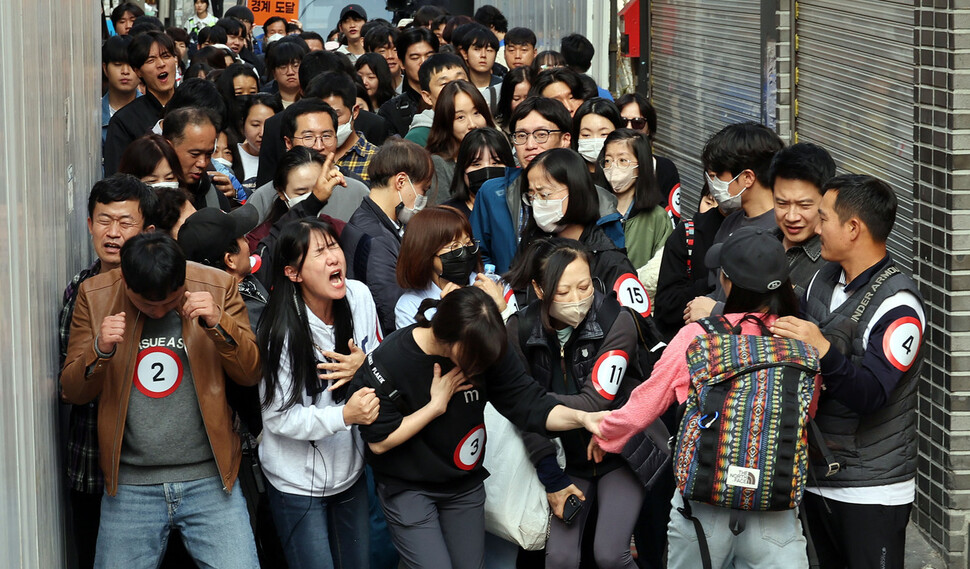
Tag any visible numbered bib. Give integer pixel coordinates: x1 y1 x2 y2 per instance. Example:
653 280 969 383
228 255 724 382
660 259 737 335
454 424 487 471
666 183 682 219
133 346 184 398
883 316 921 371
591 350 629 400
614 273 652 317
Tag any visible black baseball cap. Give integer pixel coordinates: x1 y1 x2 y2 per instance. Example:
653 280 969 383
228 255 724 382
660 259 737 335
705 227 789 293
340 4 367 22
177 207 258 267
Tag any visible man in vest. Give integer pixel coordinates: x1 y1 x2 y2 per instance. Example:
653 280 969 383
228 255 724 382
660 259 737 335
771 174 925 569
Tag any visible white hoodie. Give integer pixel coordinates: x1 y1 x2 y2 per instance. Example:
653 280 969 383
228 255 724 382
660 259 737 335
259 279 382 496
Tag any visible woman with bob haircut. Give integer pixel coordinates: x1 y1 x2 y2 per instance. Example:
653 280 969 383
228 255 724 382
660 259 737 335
442 127 515 218
588 227 811 569
215 63 260 105
508 239 645 569
394 206 516 330
346 285 603 569
118 133 186 189
355 53 397 111
520 148 637 293
231 94 282 193
257 217 381 569
264 40 308 107
571 98 625 171
425 80 494 204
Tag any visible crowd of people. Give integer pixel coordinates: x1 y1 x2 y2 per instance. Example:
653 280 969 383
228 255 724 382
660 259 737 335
61 2 927 568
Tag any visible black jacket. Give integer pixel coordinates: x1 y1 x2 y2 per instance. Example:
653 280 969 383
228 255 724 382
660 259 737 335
103 92 165 176
340 197 403 335
580 225 638 294
377 83 424 137
653 207 725 340
508 293 640 479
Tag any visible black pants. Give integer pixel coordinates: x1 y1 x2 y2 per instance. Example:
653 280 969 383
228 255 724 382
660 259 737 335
802 492 911 569
70 490 102 569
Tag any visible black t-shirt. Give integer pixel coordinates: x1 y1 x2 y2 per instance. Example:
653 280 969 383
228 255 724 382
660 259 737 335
349 325 559 494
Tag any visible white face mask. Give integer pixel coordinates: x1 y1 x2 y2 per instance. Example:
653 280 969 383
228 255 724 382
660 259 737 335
335 118 353 146
150 181 180 190
550 293 594 328
212 157 233 169
285 191 312 209
606 166 638 195
397 176 426 224
707 171 746 213
577 138 606 163
532 195 567 233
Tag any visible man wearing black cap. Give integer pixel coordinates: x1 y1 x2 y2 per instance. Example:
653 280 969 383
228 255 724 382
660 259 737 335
337 4 368 63
771 174 925 569
178 207 267 332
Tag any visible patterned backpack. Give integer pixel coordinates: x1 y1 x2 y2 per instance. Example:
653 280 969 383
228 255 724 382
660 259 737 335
674 315 820 511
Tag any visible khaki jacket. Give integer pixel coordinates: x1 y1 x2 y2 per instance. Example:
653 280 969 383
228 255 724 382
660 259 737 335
61 262 261 496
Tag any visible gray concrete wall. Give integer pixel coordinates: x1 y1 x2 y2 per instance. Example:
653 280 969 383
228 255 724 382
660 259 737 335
0 0 100 566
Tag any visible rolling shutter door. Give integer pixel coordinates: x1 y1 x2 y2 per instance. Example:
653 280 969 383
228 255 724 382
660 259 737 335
650 0 765 213
794 0 914 270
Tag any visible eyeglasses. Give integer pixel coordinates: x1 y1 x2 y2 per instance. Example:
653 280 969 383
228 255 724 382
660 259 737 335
438 240 481 258
276 61 300 71
623 117 648 130
510 129 562 145
522 187 568 205
600 158 639 170
296 132 334 145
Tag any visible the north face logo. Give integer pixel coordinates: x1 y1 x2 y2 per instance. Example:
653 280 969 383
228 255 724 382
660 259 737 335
726 465 760 489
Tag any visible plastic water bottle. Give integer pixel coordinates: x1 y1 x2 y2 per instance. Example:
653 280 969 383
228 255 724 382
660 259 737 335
483 263 502 284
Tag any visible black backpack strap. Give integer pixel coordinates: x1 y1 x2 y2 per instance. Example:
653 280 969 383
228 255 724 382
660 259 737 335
697 315 732 334
363 352 412 415
677 498 713 569
808 419 841 477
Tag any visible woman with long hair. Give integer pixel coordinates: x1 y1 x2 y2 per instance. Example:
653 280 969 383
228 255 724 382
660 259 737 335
495 66 532 132
425 80 493 203
257 217 381 569
347 285 602 569
355 53 396 111
601 129 673 272
232 94 282 193
588 227 810 569
442 127 515 217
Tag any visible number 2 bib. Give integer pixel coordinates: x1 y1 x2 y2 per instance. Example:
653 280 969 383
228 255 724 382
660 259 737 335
133 346 184 398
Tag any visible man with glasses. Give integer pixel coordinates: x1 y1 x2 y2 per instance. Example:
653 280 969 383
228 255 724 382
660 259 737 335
470 96 573 273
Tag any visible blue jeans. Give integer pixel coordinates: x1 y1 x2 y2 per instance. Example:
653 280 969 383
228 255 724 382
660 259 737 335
94 476 259 569
666 491 809 569
266 474 370 569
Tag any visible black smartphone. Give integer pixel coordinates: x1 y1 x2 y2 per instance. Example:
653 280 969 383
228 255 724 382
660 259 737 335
562 494 583 525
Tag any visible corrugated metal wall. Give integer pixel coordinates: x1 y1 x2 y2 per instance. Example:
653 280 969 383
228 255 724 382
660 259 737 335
0 0 100 566
793 0 915 271
650 0 765 214
473 0 611 88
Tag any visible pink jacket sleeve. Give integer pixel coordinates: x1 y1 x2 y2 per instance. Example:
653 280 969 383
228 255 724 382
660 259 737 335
595 322 701 453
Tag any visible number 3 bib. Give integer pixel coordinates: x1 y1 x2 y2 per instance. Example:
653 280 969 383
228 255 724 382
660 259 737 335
134 346 184 398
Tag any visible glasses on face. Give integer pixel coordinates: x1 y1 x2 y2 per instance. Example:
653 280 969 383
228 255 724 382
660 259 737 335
510 129 562 146
624 116 648 130
277 61 300 71
522 187 568 205
600 158 638 170
296 133 334 145
438 240 481 258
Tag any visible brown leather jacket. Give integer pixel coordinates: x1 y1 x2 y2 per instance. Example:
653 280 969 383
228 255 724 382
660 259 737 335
60 262 261 496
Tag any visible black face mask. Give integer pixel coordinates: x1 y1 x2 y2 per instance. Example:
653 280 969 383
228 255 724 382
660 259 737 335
466 166 506 196
438 245 480 285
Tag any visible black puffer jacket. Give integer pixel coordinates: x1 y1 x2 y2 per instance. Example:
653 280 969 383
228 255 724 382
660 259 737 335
508 292 641 479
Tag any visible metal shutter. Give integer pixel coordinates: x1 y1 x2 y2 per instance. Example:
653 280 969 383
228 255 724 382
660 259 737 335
794 0 914 270
650 0 765 214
